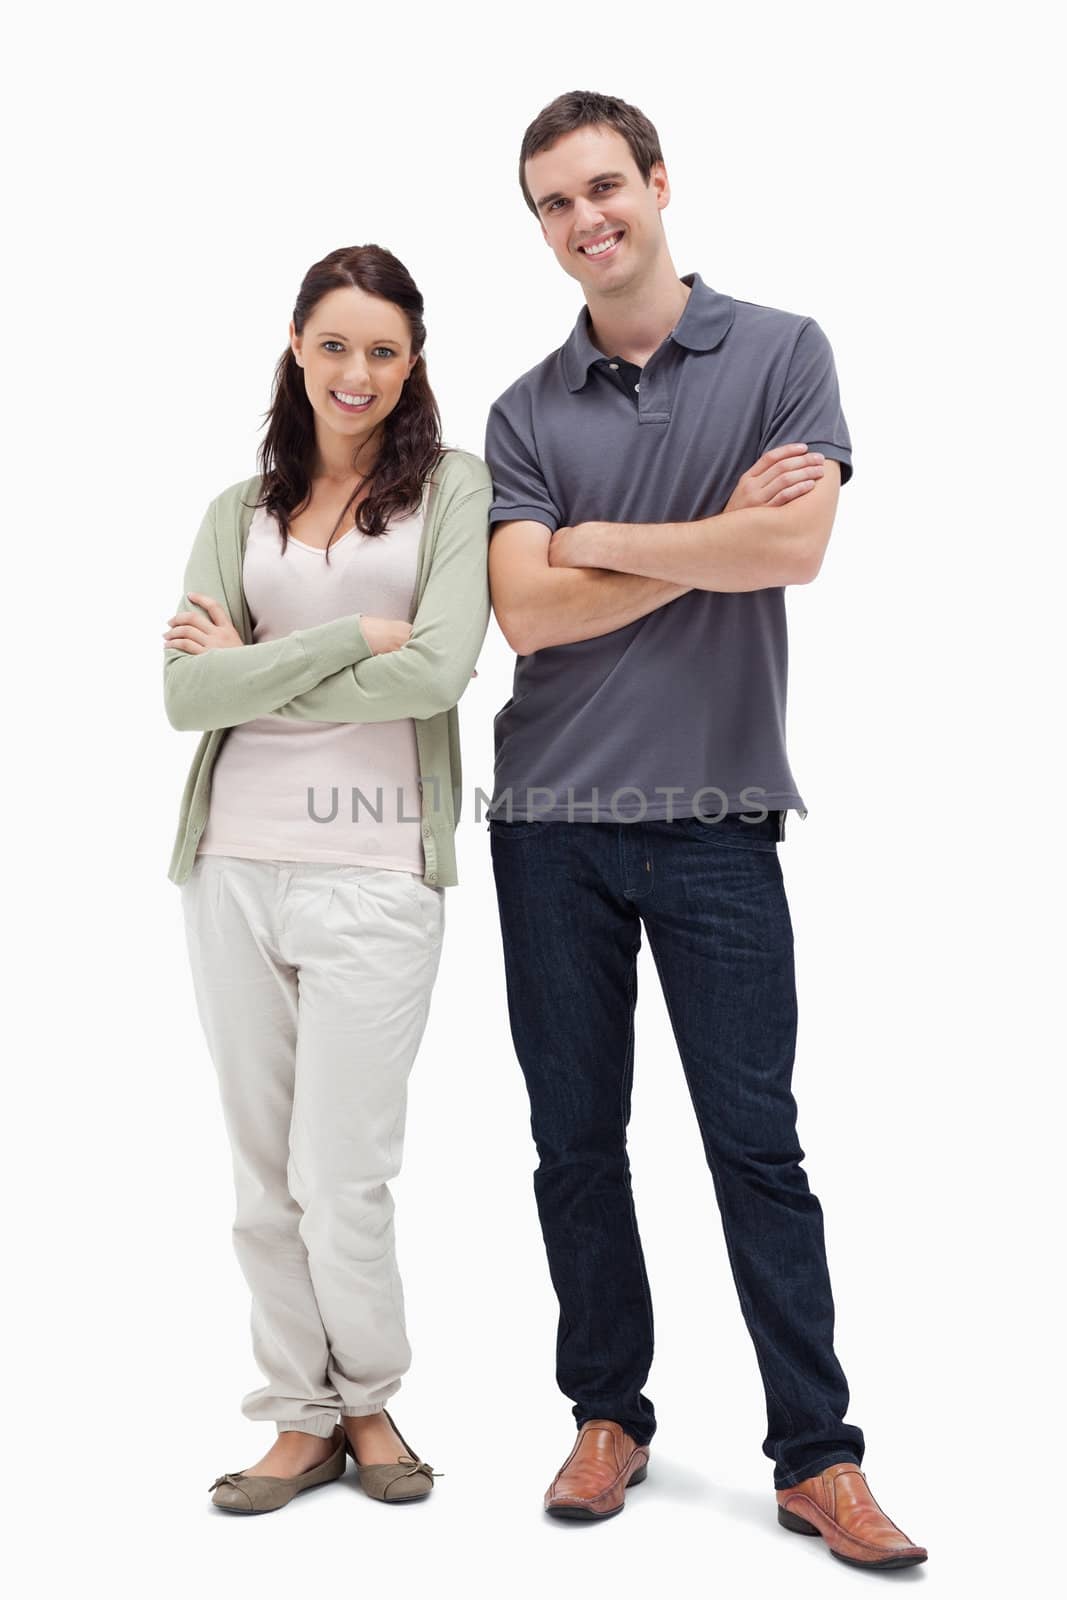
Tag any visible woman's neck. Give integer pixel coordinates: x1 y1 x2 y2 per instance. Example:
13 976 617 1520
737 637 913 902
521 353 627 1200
312 425 382 487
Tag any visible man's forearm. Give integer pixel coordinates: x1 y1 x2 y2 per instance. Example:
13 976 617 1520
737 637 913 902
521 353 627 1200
507 566 690 653
559 505 814 592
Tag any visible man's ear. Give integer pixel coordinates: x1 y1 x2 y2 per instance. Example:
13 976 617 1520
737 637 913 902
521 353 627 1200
289 319 303 367
651 160 670 211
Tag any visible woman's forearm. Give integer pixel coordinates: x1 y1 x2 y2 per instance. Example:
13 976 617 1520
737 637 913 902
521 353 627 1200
164 612 373 731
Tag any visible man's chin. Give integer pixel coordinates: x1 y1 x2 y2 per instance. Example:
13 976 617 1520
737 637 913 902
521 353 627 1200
585 263 638 299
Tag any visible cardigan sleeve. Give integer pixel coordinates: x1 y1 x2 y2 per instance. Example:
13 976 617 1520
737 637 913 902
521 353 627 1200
163 497 375 732
271 481 491 725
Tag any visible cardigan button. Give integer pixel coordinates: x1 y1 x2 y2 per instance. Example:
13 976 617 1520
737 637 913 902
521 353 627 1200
427 872 437 883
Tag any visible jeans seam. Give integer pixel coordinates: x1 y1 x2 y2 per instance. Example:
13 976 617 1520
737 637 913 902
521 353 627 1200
620 934 655 1359
646 934 798 1446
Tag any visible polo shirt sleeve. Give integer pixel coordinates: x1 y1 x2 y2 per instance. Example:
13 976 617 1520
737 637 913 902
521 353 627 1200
759 318 853 486
484 393 562 533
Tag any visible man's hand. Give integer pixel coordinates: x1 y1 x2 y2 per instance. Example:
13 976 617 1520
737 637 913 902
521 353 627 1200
548 523 604 570
163 594 243 654
724 442 826 513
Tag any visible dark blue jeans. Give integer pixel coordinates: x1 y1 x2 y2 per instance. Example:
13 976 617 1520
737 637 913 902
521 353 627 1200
489 811 865 1489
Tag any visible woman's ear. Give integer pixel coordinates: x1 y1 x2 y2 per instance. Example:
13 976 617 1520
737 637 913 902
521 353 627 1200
289 319 303 368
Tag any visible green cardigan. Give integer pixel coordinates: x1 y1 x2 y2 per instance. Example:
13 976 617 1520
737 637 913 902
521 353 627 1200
165 448 491 889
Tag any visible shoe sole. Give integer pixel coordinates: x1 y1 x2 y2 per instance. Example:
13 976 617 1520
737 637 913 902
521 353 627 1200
777 1505 928 1568
545 1461 648 1520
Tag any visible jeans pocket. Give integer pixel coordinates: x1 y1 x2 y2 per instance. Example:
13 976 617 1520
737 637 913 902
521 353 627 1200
675 812 780 852
487 818 554 839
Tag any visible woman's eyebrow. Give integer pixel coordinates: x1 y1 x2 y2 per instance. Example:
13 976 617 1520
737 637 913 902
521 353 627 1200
315 331 400 343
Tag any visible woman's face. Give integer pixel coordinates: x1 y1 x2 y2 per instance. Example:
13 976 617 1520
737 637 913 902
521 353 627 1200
290 285 418 455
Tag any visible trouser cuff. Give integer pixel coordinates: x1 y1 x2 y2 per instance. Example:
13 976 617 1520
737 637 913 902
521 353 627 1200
774 1451 862 1490
276 1416 340 1439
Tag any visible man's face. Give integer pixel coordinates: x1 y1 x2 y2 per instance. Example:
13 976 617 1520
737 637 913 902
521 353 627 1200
524 124 669 295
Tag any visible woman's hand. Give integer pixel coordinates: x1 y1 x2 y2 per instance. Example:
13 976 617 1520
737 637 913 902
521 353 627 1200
360 616 413 655
360 615 477 677
724 443 826 514
163 594 243 653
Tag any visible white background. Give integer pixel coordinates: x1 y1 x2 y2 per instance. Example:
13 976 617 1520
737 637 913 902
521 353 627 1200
4 1 1062 1595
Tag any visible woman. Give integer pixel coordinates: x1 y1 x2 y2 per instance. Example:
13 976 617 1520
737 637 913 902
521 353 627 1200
163 244 491 1513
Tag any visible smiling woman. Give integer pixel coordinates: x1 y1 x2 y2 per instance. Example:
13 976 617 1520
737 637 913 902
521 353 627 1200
161 241 491 1513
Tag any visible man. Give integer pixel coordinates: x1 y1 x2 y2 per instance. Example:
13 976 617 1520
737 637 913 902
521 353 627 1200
483 91 927 1570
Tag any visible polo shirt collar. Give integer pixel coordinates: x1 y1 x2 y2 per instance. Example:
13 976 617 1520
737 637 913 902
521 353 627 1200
560 272 735 392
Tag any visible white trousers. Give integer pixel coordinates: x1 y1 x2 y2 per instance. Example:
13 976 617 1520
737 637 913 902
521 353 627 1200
180 854 445 1436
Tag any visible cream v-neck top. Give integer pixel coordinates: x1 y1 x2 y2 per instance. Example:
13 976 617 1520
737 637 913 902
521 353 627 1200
196 501 426 873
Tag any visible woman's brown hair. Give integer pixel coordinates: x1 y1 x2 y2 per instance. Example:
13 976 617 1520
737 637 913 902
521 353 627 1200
253 244 444 560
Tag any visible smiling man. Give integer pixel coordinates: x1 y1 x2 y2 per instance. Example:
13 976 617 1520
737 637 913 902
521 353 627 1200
483 91 927 1568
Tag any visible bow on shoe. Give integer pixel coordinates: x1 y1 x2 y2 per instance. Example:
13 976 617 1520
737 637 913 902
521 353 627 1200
208 1471 246 1492
396 1455 443 1479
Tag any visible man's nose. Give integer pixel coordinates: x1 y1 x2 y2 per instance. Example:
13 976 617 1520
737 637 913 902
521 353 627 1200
572 196 607 233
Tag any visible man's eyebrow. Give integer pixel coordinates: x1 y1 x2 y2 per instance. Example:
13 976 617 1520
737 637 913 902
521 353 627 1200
534 171 627 210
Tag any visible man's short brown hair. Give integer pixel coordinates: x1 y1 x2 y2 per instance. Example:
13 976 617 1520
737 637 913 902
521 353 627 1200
518 90 664 216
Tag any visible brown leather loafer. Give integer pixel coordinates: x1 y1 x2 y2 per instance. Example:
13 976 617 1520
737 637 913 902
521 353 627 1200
209 1426 346 1514
544 1419 649 1520
776 1461 927 1568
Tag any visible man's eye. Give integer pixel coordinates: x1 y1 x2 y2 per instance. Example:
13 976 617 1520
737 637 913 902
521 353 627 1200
547 199 566 212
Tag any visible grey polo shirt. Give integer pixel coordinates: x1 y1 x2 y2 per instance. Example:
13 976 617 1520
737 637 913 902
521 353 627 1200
483 272 853 823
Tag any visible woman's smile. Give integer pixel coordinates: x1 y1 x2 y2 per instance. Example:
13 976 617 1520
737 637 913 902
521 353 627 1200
330 389 375 414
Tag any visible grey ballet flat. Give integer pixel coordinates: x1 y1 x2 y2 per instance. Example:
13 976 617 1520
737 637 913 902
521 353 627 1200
209 1426 346 1513
344 1410 440 1503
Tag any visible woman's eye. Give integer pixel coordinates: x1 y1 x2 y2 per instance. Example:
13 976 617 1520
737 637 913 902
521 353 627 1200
322 341 343 353
371 347 397 359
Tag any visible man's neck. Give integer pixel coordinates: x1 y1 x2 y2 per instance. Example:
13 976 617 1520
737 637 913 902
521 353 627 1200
584 254 691 368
